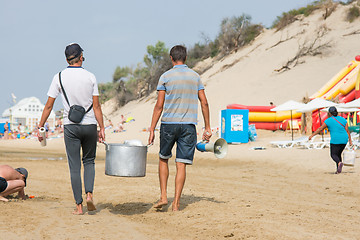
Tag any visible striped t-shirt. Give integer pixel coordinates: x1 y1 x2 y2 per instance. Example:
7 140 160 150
157 64 204 125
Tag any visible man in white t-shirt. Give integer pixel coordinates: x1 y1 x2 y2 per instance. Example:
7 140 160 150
38 43 105 215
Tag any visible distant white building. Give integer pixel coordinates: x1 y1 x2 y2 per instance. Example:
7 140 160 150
2 97 55 131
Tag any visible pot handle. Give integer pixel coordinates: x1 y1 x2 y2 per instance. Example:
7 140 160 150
102 141 109 151
147 143 153 149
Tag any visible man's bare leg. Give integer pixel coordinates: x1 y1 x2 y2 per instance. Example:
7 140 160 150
86 192 96 211
73 203 83 215
172 162 186 211
0 180 25 201
154 158 169 208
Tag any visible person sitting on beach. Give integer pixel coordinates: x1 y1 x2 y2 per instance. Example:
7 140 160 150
0 165 28 202
309 106 352 174
113 115 126 132
118 115 126 131
105 119 114 130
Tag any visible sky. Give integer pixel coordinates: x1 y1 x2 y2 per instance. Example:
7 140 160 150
0 0 314 113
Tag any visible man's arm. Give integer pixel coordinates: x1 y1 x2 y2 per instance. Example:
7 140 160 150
93 96 105 143
148 91 165 145
18 188 26 200
198 89 211 141
37 97 55 142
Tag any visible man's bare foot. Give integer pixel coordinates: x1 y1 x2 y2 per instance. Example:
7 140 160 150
0 196 9 202
172 202 180 211
72 204 83 215
86 193 96 211
153 200 168 209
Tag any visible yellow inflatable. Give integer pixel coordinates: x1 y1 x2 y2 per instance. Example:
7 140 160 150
321 64 360 99
249 111 302 122
339 65 360 95
311 61 359 98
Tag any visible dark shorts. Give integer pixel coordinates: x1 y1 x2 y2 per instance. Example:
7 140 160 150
159 124 197 165
0 177 8 193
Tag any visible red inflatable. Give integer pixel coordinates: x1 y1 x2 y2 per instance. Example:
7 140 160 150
311 111 328 132
227 104 275 112
339 89 355 103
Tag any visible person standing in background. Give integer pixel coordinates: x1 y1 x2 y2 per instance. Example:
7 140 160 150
3 121 9 140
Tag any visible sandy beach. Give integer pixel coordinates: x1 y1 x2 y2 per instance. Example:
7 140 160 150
0 130 359 239
2 3 360 239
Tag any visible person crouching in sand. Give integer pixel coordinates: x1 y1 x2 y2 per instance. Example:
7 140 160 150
309 106 352 174
0 165 28 202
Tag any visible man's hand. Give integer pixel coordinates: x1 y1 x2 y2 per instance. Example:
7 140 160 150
18 189 26 200
202 127 212 142
98 128 105 143
148 130 155 146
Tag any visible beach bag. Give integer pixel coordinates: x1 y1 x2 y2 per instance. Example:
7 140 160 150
248 124 257 141
68 105 87 123
59 72 93 123
343 149 355 166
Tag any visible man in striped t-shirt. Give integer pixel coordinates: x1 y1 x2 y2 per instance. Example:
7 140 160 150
148 45 211 211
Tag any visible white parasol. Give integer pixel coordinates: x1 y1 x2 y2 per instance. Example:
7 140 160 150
342 98 360 108
296 98 337 113
271 100 306 140
297 98 338 141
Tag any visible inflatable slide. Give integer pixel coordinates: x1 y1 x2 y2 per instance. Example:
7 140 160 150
227 104 301 131
230 56 360 131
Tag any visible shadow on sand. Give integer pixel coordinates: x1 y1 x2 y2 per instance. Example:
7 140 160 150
94 194 225 215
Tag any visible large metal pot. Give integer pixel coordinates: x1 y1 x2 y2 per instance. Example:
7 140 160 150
103 142 149 177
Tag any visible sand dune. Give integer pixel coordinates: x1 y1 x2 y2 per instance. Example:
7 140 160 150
103 3 360 136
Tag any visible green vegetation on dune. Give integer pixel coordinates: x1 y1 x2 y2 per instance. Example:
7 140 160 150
99 0 359 108
99 14 263 107
346 5 360 22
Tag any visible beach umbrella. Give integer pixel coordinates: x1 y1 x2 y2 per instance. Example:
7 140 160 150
342 98 360 108
337 100 360 126
297 98 338 141
322 106 360 129
296 98 337 113
271 100 306 140
321 106 359 113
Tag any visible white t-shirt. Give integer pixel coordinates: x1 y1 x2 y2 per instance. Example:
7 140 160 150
47 66 99 125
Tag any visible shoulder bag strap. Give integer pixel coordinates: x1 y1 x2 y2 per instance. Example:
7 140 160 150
86 103 93 113
59 71 93 112
58 72 71 107
331 116 346 128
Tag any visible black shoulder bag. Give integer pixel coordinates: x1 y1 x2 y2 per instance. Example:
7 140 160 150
59 72 93 123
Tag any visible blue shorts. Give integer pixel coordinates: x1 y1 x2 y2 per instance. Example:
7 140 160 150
159 124 197 165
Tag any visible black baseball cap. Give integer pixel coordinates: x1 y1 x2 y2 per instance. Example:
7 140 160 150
65 43 83 61
15 167 28 186
328 106 338 115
